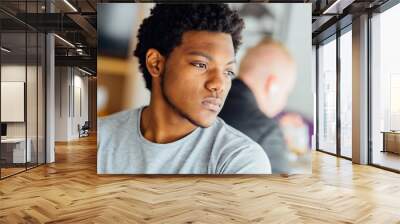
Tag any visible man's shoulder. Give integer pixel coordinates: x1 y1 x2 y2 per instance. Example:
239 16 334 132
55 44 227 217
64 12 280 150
98 107 140 147
212 117 264 151
210 117 271 174
99 108 138 130
97 108 140 173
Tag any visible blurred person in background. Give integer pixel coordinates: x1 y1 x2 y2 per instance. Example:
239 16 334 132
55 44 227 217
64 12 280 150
220 38 297 174
98 4 272 174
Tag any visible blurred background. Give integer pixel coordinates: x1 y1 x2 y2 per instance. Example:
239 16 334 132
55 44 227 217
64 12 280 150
97 3 312 173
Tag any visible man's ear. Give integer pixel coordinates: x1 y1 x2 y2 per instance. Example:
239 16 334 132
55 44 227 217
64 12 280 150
145 48 165 78
265 74 279 96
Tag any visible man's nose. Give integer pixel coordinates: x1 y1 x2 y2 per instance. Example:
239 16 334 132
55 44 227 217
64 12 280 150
205 69 226 97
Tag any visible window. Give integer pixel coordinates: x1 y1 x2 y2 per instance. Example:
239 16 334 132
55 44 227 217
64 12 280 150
317 37 337 154
339 29 352 158
370 2 400 171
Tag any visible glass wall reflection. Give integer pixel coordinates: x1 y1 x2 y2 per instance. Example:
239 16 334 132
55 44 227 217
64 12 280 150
371 3 400 171
318 37 337 155
339 29 352 158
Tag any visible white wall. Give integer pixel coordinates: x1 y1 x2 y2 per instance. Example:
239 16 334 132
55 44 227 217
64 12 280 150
1 65 26 81
55 67 69 141
1 82 25 122
55 67 89 141
1 65 35 137
1 64 46 163
72 73 89 138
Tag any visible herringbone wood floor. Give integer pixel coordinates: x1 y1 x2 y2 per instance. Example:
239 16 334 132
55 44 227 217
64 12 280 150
1 135 400 224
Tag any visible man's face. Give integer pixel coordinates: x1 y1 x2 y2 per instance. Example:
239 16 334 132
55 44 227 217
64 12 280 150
160 31 236 128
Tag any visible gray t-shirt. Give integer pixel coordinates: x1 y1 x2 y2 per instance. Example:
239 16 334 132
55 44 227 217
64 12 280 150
97 107 271 174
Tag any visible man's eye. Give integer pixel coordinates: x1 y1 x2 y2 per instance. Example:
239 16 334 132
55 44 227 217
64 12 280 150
191 62 207 69
225 70 236 79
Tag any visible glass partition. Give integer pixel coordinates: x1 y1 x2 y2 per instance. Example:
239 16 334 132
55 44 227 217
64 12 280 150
1 30 28 178
0 1 46 179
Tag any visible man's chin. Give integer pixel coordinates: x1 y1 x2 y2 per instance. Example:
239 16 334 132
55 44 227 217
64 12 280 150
197 122 213 128
188 115 217 128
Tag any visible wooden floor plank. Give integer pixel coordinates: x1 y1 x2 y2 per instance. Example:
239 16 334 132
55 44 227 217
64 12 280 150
0 135 400 223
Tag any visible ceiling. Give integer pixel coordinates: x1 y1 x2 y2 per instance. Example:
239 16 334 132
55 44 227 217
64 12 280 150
311 0 391 43
0 0 98 74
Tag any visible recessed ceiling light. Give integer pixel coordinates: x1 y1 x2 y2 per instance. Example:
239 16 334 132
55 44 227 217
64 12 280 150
322 0 354 15
78 67 93 76
54 34 75 48
1 47 11 53
63 0 78 12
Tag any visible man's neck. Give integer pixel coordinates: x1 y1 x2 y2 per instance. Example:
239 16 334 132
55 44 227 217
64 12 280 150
140 102 197 144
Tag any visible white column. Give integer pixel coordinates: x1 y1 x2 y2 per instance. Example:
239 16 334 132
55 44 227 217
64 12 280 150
45 0 55 163
46 33 55 163
352 14 369 164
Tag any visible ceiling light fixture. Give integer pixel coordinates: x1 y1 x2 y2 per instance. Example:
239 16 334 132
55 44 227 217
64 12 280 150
1 47 11 53
63 0 78 12
78 67 93 76
54 34 75 48
322 0 354 15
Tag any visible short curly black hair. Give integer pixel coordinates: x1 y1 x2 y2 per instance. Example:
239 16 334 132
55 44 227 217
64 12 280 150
133 3 245 91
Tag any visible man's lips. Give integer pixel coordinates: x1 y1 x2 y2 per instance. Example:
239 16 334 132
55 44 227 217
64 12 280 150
202 97 222 112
